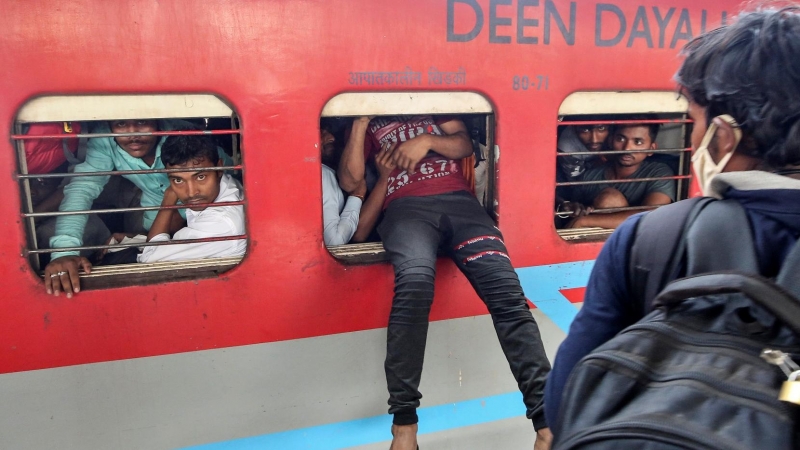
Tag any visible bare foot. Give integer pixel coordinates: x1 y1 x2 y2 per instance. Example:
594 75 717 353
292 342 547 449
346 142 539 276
389 423 418 450
534 427 553 450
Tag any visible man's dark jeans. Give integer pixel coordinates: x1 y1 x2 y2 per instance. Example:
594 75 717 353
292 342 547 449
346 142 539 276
377 191 551 430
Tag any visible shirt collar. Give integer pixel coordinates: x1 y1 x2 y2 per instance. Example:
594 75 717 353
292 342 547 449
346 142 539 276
708 171 800 199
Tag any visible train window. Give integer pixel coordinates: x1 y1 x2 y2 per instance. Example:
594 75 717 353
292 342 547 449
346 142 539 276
554 92 691 242
320 92 495 264
13 94 246 289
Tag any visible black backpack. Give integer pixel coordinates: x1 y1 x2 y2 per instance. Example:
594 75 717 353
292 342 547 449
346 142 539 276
552 198 800 449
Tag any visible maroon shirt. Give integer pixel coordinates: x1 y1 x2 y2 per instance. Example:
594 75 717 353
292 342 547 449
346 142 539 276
364 115 471 208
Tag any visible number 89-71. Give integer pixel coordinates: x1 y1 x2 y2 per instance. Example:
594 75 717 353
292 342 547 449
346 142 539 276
513 75 549 91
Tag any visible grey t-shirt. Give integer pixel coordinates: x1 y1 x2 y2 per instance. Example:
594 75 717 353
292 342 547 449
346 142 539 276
573 159 676 206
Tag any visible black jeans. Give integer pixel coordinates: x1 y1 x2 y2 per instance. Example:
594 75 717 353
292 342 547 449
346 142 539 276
377 191 551 430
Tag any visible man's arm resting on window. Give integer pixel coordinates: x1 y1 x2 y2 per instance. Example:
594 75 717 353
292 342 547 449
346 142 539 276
147 188 180 241
139 210 243 262
351 177 387 243
50 136 115 259
338 117 371 194
568 192 671 229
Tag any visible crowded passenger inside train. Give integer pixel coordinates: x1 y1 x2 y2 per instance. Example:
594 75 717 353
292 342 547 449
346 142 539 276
554 114 692 231
14 94 691 292
13 97 246 294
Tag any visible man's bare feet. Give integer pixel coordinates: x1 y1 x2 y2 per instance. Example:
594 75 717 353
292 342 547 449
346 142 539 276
389 423 418 450
534 427 553 450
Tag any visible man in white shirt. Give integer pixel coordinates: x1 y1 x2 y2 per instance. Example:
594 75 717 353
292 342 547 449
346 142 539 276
138 135 245 263
322 126 364 245
321 122 393 246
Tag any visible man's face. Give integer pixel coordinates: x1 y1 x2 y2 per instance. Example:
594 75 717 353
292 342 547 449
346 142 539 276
575 125 610 152
612 125 655 167
110 120 159 159
320 129 336 162
167 156 222 211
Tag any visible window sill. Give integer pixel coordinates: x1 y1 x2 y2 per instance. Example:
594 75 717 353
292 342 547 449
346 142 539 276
557 227 614 242
327 242 388 264
40 256 244 290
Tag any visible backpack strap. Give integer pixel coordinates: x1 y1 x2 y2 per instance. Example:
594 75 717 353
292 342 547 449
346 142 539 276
656 272 800 336
776 239 800 298
629 197 715 313
684 199 759 275
61 121 86 166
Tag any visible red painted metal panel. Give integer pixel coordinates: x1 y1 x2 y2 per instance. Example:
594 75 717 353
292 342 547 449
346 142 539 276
0 0 739 373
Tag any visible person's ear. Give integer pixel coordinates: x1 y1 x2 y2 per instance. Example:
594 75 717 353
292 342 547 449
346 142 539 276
711 116 738 162
216 158 223 167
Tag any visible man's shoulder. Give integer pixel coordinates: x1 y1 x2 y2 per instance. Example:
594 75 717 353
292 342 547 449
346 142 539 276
580 165 608 181
218 174 244 200
639 159 674 175
608 213 645 253
85 123 114 152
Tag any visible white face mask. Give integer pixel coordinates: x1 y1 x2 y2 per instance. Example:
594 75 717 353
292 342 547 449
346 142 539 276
691 114 742 195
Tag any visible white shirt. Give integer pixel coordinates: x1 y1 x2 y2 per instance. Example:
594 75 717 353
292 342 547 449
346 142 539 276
322 164 362 246
138 174 246 262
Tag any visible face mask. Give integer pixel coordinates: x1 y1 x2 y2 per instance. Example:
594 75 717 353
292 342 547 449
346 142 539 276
691 114 742 195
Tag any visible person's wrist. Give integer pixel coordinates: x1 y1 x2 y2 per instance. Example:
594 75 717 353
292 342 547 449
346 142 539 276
421 133 433 148
162 195 178 207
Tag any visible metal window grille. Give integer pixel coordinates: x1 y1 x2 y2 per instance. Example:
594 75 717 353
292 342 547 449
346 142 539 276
554 116 693 218
12 122 247 273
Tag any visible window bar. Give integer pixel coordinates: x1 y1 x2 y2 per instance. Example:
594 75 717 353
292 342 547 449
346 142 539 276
10 129 241 140
231 114 240 168
14 124 246 269
21 200 246 218
555 205 658 216
558 118 692 126
486 114 497 220
678 112 691 197
25 234 247 255
14 122 40 271
16 165 244 180
556 175 691 187
555 148 692 157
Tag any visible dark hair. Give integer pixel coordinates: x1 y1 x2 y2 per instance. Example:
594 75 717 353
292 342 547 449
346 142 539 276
675 7 800 167
161 135 219 167
621 114 660 142
320 118 347 135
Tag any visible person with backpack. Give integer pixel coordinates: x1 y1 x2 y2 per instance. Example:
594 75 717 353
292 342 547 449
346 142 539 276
544 6 800 448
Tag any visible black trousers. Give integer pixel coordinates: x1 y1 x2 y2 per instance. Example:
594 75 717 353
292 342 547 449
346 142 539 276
377 191 551 430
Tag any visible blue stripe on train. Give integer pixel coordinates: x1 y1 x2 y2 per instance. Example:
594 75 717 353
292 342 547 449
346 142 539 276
517 260 593 332
181 260 594 450
181 391 525 450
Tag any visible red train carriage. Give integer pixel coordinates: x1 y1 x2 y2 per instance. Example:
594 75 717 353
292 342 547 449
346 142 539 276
0 1 736 448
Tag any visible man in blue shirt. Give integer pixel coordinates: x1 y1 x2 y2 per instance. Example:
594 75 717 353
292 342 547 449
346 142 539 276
545 6 800 433
44 119 231 297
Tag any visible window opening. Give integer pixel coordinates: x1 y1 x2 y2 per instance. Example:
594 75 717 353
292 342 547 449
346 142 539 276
554 98 692 241
320 92 495 264
12 95 247 288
